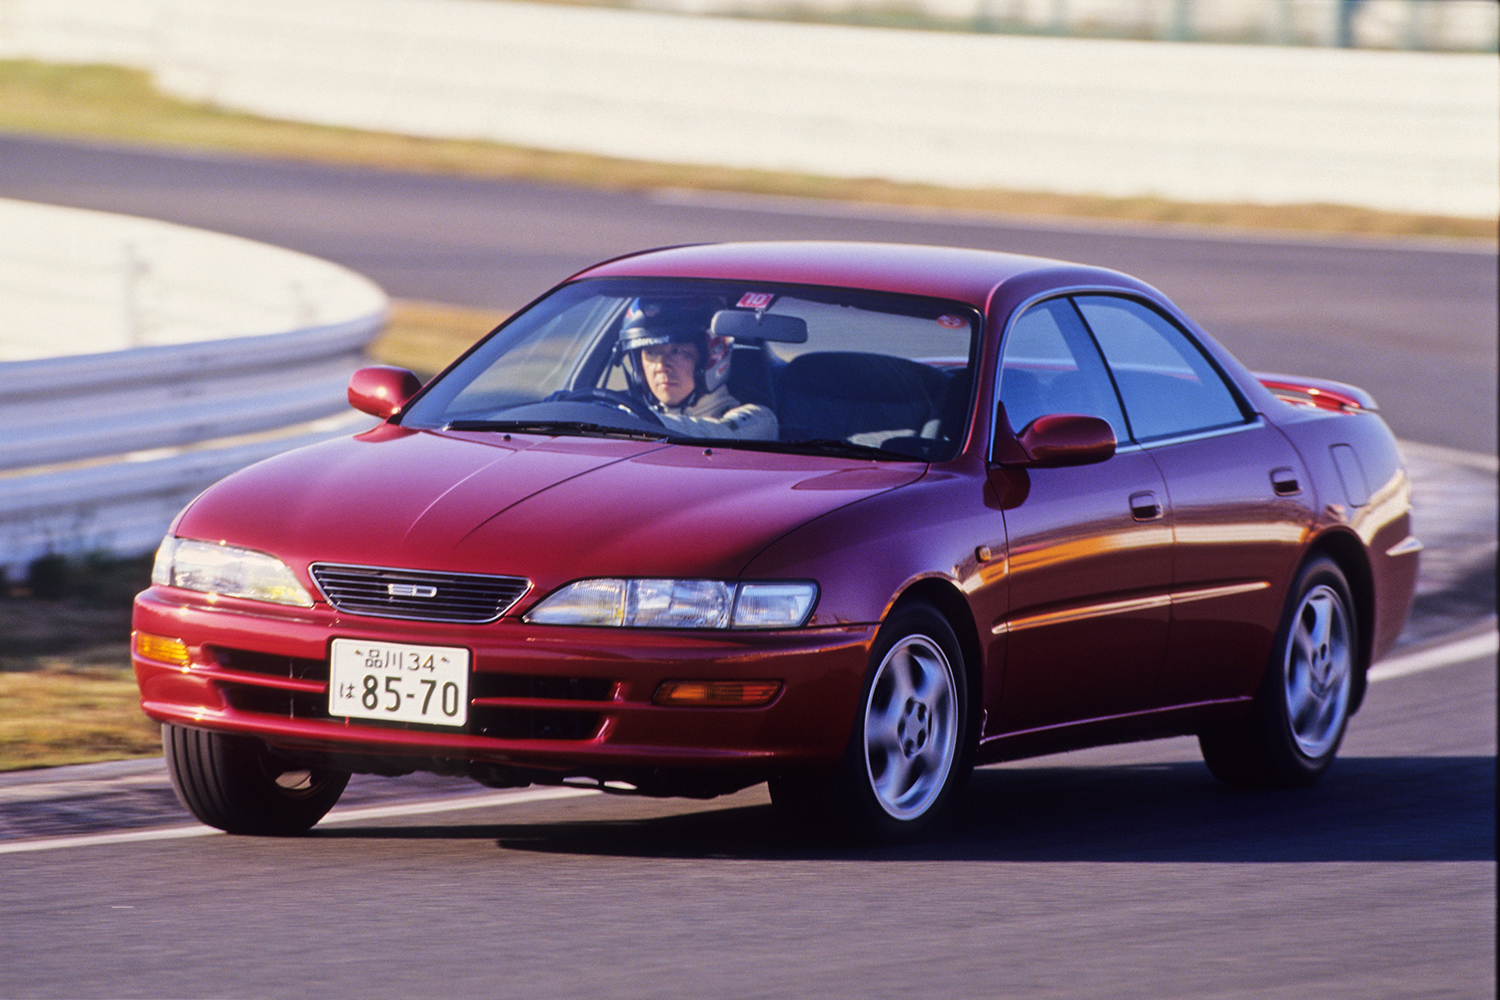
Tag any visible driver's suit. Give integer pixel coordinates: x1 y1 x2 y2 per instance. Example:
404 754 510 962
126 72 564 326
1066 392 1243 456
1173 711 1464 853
654 386 778 440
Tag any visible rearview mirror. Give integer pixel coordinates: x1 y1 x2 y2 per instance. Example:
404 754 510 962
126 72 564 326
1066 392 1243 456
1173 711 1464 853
348 366 422 419
711 310 808 343
1017 414 1116 467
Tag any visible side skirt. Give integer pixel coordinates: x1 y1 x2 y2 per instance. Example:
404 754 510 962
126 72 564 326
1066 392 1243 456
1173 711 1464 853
973 697 1254 767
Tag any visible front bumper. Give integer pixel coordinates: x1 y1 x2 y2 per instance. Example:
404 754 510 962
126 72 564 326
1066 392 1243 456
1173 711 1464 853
132 587 875 789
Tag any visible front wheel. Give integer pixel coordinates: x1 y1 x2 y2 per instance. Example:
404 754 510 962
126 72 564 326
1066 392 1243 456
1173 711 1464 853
770 604 969 842
162 723 350 835
1199 556 1358 788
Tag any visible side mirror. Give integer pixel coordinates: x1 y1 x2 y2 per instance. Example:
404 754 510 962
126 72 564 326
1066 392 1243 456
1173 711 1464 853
1017 414 1116 467
348 366 422 419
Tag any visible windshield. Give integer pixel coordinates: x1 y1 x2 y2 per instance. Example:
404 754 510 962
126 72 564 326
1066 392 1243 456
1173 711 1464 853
401 278 979 461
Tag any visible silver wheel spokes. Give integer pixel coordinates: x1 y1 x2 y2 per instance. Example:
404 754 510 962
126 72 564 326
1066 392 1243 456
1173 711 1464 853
1284 585 1352 758
864 635 958 820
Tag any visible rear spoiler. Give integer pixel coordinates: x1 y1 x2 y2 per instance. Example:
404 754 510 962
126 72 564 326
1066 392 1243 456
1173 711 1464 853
1255 373 1378 413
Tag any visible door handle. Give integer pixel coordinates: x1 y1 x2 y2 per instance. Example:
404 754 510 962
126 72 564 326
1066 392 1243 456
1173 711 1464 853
1270 467 1301 496
1129 491 1163 521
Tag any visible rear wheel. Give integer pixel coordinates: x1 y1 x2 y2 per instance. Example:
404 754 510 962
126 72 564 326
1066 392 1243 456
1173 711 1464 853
162 723 350 835
1199 556 1357 788
771 604 968 842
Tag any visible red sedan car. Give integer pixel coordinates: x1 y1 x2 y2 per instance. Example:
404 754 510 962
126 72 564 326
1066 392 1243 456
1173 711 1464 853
132 242 1419 841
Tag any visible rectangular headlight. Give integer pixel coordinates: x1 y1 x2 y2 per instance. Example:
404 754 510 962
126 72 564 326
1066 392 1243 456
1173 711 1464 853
526 579 816 629
732 582 819 629
628 579 734 629
151 535 314 607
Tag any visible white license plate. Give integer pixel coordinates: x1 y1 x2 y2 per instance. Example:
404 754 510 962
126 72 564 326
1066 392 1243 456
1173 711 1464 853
329 639 470 727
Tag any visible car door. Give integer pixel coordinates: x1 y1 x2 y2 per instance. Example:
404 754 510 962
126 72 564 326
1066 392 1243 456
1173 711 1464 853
987 297 1173 732
1073 294 1316 706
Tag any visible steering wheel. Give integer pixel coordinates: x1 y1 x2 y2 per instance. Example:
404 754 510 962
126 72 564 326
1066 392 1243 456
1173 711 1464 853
544 388 664 425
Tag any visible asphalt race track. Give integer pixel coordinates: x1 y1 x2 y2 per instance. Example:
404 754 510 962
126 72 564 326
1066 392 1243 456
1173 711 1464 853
1 645 1494 999
0 134 1494 999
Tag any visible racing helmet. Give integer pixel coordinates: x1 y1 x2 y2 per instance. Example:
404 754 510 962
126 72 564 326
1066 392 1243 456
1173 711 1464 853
616 296 732 402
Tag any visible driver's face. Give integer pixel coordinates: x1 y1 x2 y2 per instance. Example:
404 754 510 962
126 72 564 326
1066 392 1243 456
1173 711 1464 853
639 342 700 406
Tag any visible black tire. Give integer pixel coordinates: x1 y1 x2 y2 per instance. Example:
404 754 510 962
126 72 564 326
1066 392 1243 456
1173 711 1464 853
162 723 350 835
1199 556 1358 788
770 604 969 843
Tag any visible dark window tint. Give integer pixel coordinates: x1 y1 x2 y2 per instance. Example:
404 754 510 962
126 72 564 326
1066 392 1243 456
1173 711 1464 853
1000 298 1127 441
1074 296 1246 441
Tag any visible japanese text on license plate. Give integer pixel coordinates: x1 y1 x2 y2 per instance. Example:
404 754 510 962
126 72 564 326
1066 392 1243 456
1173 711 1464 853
329 639 469 727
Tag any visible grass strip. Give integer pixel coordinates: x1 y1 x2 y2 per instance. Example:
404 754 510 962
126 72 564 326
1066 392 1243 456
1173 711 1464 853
0 665 162 770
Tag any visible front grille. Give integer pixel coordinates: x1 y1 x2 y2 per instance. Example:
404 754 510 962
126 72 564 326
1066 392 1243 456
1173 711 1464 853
211 647 327 682
469 674 613 741
472 708 603 741
225 686 330 719
471 674 615 702
210 639 612 742
310 563 530 623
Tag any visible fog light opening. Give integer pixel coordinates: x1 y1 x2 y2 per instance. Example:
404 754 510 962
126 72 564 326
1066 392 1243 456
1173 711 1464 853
652 680 782 707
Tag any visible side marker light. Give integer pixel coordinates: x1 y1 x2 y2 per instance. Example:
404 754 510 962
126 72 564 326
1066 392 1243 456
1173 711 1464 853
652 680 782 707
133 631 191 668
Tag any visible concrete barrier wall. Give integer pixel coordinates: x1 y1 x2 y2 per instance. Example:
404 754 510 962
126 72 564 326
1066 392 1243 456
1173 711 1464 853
1 0 1495 218
0 199 384 577
637 0 1500 51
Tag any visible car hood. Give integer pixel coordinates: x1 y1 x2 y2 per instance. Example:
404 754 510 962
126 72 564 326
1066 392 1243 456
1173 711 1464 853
174 426 925 590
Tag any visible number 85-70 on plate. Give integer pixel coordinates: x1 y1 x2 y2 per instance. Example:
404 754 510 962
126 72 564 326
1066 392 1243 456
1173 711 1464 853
329 639 470 727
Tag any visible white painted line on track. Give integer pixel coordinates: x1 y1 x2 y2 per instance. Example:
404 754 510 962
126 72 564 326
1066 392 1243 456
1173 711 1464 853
317 784 597 825
0 785 598 856
6 625 1493 855
0 823 216 856
6 630 1492 858
1369 629 1498 683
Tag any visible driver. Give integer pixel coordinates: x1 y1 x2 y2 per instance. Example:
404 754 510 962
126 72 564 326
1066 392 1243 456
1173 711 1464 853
616 298 778 440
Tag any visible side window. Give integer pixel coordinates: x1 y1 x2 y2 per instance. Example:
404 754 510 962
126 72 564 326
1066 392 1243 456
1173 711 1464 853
999 299 1127 441
1074 296 1247 441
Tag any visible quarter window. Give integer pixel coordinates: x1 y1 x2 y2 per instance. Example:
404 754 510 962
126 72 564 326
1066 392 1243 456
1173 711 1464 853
1074 296 1246 441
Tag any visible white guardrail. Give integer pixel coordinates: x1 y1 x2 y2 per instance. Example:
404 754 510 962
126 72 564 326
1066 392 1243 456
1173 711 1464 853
0 199 385 578
1 0 1496 218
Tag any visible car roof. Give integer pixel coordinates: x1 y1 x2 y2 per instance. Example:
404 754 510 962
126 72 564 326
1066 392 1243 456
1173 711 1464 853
569 241 1146 311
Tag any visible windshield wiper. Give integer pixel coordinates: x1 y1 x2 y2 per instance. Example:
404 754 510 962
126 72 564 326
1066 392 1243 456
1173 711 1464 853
444 419 669 442
447 422 922 459
778 438 924 461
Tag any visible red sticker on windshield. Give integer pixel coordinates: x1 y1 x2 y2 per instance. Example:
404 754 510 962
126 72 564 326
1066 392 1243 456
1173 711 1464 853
937 315 967 329
737 292 775 309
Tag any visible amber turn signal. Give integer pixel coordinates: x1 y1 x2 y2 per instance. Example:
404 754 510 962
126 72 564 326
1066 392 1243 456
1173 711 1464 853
652 680 781 707
133 631 191 667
